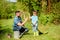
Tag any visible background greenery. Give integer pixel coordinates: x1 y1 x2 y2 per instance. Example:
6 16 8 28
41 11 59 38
0 0 60 24
0 0 60 40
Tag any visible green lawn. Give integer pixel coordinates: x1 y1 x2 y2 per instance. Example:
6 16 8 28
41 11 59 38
0 19 60 40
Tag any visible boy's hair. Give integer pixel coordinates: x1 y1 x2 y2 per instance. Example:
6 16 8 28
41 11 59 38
33 10 37 13
15 11 20 14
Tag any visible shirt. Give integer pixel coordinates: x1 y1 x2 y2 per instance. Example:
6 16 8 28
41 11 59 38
13 16 22 31
31 15 38 24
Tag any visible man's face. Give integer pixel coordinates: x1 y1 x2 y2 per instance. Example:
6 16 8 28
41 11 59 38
16 12 21 17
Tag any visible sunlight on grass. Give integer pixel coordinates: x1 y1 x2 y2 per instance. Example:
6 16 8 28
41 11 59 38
0 19 60 40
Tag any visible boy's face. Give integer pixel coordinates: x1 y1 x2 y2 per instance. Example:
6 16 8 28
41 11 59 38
33 12 37 16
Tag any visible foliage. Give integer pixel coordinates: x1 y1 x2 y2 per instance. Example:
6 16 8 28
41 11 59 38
0 0 60 24
39 12 60 25
17 0 41 16
0 0 16 19
39 13 54 25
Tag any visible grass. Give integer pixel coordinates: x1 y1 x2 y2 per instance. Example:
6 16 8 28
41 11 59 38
0 19 60 40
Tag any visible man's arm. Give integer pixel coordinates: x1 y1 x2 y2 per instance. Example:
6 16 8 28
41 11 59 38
17 18 28 26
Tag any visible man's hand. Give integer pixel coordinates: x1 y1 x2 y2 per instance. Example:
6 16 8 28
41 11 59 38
17 17 28 26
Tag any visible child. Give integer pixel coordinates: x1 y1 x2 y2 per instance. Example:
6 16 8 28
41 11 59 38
30 10 39 36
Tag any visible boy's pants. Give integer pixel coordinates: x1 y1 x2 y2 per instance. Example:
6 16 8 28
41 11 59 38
32 24 38 32
32 24 39 36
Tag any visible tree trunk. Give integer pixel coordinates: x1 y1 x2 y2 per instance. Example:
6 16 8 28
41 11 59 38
47 0 51 12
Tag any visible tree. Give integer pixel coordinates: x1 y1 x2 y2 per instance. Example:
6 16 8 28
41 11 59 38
0 0 16 19
47 0 51 12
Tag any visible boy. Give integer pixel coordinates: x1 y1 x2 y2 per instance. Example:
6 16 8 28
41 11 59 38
30 10 39 36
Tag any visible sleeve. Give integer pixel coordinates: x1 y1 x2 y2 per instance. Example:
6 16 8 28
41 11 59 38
14 18 19 25
30 16 32 19
35 16 38 24
36 16 38 21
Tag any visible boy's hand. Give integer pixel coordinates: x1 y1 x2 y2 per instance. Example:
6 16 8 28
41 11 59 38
25 17 28 21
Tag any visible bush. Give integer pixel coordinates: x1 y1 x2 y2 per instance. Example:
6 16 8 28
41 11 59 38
39 12 60 25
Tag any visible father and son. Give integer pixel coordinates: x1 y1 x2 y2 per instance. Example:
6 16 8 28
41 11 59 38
13 10 41 39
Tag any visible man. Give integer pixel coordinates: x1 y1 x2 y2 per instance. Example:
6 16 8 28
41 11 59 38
13 11 28 39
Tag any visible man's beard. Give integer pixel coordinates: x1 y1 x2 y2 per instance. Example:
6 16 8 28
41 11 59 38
18 16 20 17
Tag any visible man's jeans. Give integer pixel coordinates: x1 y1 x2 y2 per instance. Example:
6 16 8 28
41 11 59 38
14 27 28 39
14 31 20 39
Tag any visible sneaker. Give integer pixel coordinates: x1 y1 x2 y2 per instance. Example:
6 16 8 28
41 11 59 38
36 31 39 36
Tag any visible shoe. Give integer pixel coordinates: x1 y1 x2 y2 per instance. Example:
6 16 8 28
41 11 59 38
36 31 39 36
34 32 36 36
